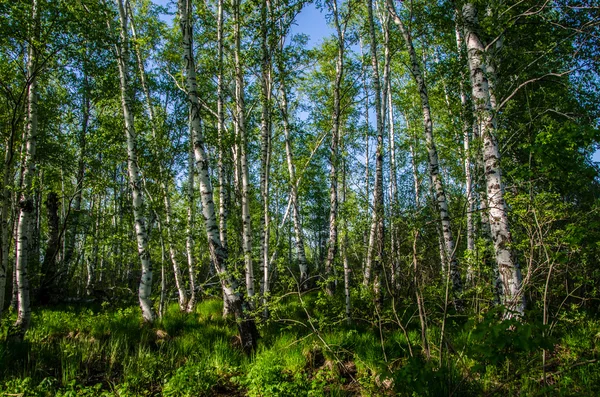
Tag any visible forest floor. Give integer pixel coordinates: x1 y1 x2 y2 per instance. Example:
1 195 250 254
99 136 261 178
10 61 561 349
1 295 599 396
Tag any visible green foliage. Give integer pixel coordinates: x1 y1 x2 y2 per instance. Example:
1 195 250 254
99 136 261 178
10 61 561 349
162 361 218 397
2 297 600 396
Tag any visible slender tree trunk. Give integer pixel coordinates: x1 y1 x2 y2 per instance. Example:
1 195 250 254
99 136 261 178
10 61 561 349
115 0 154 323
387 0 463 302
462 3 524 317
0 133 17 317
129 11 187 311
403 114 420 207
157 216 167 318
186 113 197 312
259 0 272 308
358 39 370 274
381 14 400 288
364 0 385 299
179 0 257 353
325 0 344 296
277 49 309 288
233 0 255 303
13 0 40 334
454 13 476 284
217 0 228 262
341 156 351 323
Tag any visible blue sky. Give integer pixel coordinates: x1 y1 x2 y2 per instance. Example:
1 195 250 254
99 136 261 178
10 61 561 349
153 0 332 49
289 3 332 48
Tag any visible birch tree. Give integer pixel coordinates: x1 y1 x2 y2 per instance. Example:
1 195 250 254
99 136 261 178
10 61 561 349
11 0 43 334
129 6 187 311
324 0 346 295
259 0 272 305
462 3 524 317
178 0 257 352
387 0 463 302
363 0 385 299
233 0 255 303
114 0 154 322
275 31 309 288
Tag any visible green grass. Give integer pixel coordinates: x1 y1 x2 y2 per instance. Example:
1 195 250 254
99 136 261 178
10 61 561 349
1 296 599 396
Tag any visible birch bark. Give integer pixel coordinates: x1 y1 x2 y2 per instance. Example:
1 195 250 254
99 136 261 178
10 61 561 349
185 116 197 312
233 0 255 302
276 48 309 288
115 0 154 322
14 0 40 333
462 3 524 317
259 0 272 305
364 0 385 297
325 0 344 295
387 0 463 301
178 0 257 352
455 17 475 283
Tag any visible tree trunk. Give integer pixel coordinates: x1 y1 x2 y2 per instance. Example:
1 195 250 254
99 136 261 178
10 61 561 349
341 156 351 324
324 0 344 296
186 113 197 312
129 10 187 311
179 0 257 353
115 0 154 323
259 0 272 309
454 12 476 284
387 0 463 303
38 192 60 302
13 0 40 334
233 0 255 304
217 0 228 264
277 48 309 288
0 132 17 318
364 0 385 299
462 3 524 317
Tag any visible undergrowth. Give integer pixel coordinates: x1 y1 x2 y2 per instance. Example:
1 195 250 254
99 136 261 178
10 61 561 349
0 295 598 396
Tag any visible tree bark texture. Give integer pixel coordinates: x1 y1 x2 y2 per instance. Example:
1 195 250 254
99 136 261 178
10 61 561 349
462 3 524 317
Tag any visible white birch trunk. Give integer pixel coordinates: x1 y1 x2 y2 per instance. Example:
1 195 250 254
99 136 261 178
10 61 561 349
186 115 197 312
13 0 40 333
324 0 345 295
364 0 385 296
115 0 154 323
258 0 271 307
178 0 256 352
388 0 463 301
216 0 227 264
454 18 476 283
277 51 309 288
129 11 187 311
341 157 351 323
233 0 255 302
462 3 524 317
